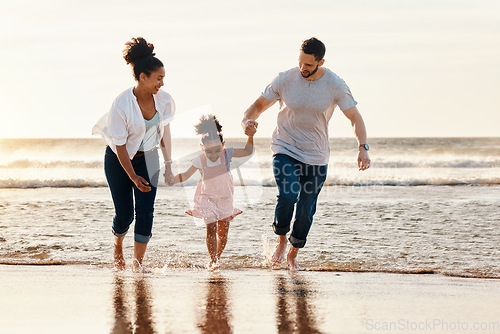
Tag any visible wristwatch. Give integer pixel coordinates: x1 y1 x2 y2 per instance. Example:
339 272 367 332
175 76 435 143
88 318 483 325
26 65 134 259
359 144 369 151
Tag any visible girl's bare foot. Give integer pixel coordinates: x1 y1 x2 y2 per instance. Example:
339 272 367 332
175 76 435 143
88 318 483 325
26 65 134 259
287 246 302 271
208 259 220 271
271 235 287 263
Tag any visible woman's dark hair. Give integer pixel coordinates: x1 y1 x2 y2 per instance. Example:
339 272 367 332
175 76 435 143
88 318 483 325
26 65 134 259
123 37 164 81
195 114 223 145
300 37 326 61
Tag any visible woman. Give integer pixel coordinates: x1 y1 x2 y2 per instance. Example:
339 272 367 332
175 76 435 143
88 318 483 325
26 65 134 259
93 37 175 272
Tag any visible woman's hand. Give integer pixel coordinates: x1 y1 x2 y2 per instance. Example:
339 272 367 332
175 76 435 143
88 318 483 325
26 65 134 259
164 163 175 186
132 175 152 192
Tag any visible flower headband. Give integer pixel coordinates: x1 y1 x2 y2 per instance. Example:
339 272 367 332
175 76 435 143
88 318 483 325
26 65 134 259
201 131 222 138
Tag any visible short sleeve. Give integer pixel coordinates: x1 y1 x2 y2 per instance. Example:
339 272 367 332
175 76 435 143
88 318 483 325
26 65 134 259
335 80 358 111
107 101 129 146
191 157 202 169
225 147 235 160
261 74 280 102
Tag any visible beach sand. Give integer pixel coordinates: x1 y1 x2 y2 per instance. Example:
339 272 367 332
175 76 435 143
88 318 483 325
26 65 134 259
1 265 500 333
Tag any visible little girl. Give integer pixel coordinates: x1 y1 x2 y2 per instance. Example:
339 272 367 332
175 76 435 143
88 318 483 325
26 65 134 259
173 114 256 270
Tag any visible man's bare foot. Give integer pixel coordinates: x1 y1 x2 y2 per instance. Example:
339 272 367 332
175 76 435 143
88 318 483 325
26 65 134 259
271 235 288 264
287 246 302 271
113 238 126 271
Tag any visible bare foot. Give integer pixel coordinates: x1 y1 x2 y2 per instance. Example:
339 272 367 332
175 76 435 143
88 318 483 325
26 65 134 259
271 235 287 264
132 259 151 273
287 246 302 271
113 254 126 271
208 259 220 271
113 238 126 271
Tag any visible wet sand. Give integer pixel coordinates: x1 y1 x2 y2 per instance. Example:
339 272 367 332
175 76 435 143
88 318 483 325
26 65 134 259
1 265 500 333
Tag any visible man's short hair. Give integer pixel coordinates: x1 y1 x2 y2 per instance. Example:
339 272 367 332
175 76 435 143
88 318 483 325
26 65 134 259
300 37 326 61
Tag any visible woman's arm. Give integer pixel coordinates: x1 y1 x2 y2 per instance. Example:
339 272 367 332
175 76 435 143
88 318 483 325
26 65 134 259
160 123 174 185
115 144 151 192
173 165 198 184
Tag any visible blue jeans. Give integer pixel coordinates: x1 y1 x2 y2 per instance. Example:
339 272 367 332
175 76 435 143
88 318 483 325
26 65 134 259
104 146 160 244
272 154 328 248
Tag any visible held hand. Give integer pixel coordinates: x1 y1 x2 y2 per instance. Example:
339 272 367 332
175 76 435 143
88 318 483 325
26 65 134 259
357 150 371 171
244 123 257 137
133 175 151 192
242 118 258 133
163 165 175 186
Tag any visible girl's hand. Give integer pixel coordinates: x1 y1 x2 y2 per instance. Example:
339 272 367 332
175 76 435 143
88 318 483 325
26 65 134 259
133 175 151 192
242 119 258 132
244 122 257 137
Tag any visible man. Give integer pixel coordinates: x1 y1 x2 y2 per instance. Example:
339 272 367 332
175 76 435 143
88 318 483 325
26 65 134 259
242 37 370 270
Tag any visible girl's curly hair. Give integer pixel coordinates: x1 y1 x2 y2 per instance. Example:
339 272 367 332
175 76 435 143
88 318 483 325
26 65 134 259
195 114 223 145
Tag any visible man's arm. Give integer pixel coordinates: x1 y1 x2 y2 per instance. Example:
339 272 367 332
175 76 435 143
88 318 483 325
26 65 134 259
241 95 276 131
342 106 371 171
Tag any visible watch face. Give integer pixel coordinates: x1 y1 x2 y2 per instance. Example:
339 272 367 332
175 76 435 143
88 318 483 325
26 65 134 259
363 144 369 151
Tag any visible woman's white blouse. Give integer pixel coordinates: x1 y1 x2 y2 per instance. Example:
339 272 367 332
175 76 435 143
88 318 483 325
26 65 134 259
92 88 175 159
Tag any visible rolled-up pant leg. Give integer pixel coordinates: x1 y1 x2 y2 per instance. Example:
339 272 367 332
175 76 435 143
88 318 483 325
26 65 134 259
289 163 328 248
132 150 159 244
104 147 159 244
272 154 301 236
104 146 134 238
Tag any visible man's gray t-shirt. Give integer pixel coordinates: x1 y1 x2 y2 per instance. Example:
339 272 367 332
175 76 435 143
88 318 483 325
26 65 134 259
262 67 357 166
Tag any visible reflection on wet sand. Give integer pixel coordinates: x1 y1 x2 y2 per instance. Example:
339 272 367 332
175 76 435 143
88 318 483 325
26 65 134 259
111 274 156 334
198 274 232 334
275 274 323 334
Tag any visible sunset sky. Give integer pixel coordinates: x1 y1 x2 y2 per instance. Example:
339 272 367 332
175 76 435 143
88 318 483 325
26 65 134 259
1 0 498 138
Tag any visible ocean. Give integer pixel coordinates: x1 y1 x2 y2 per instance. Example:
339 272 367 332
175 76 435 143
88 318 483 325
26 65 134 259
0 137 499 279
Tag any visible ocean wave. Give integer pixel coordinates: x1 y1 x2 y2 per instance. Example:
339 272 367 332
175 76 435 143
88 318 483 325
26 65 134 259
2 158 500 169
0 178 108 188
253 159 500 169
367 159 500 169
0 159 102 169
1 176 499 188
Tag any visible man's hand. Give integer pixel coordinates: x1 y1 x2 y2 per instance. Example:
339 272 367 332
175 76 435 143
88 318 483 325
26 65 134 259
358 150 371 171
242 118 258 134
244 120 257 137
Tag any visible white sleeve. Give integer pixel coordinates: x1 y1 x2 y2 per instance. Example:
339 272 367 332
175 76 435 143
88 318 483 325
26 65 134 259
107 101 129 146
191 157 202 169
158 90 176 126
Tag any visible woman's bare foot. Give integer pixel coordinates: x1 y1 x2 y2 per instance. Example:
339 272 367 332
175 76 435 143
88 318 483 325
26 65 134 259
114 236 126 271
287 246 302 271
271 235 288 263
132 259 151 273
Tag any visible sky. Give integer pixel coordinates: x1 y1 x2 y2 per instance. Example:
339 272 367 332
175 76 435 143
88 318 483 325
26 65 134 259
0 0 499 138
